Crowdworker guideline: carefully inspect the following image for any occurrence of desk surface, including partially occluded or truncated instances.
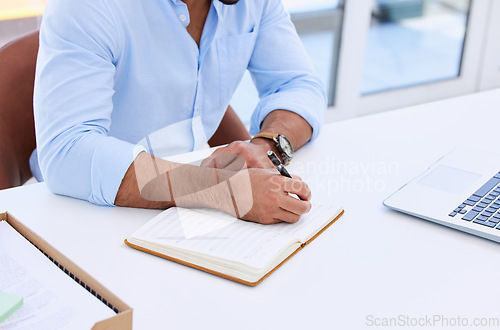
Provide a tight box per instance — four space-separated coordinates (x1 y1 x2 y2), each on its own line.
2 89 500 329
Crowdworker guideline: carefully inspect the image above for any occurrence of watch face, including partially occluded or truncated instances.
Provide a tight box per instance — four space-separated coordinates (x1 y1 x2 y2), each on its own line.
278 135 294 158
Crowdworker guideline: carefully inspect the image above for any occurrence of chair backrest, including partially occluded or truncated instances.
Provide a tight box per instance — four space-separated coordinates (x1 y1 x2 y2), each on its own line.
0 31 39 189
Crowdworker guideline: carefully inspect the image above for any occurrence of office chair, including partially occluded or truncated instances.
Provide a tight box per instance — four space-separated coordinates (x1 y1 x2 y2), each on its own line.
0 31 39 190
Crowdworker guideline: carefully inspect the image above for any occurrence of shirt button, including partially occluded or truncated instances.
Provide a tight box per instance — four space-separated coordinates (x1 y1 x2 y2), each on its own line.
179 14 187 22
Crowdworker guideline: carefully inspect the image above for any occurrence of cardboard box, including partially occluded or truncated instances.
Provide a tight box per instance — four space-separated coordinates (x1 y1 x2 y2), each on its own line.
0 212 133 329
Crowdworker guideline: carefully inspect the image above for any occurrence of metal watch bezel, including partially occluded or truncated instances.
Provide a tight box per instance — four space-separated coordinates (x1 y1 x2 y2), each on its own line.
275 135 294 165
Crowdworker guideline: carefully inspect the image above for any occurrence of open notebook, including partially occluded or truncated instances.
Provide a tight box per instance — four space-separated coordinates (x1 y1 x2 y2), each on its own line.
125 202 343 286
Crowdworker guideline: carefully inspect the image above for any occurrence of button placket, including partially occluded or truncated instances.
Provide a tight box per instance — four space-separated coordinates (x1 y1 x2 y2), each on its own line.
191 66 206 150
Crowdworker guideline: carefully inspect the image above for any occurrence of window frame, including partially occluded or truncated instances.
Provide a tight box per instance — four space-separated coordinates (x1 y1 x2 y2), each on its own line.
327 0 490 122
477 0 500 91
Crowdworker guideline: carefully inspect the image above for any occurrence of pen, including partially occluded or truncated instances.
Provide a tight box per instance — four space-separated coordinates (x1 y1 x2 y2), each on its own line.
267 150 292 178
267 151 304 200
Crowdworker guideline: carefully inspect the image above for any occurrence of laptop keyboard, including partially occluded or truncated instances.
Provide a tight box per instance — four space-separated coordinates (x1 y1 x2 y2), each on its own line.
449 171 500 229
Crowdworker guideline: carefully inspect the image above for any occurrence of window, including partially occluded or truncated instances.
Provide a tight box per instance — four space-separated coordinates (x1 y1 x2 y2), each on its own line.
234 0 500 124
231 0 345 124
362 0 470 95
478 0 500 90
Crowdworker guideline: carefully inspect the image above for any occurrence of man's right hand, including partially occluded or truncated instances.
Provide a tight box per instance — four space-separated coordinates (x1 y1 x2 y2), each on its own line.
231 168 312 225
117 152 312 225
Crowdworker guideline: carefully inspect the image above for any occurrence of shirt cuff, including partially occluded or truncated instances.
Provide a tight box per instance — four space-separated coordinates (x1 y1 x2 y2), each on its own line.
89 136 146 206
249 89 326 142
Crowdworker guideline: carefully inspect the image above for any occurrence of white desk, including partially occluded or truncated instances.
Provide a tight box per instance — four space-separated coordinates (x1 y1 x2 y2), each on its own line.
2 89 500 329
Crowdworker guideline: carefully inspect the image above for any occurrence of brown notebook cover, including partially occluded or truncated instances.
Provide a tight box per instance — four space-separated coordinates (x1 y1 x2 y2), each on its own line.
125 209 344 286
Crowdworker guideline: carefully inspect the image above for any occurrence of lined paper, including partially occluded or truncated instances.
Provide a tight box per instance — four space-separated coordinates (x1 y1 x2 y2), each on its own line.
130 202 341 269
0 221 115 329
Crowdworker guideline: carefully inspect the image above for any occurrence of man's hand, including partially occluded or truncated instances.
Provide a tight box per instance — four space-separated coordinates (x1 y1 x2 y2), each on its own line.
235 168 312 224
116 152 312 225
201 140 274 170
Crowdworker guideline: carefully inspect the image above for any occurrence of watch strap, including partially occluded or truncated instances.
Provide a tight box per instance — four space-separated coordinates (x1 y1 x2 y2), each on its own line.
251 132 293 165
250 132 279 141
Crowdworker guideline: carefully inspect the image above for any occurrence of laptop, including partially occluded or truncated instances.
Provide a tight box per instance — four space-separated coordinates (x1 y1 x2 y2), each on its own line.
383 148 500 243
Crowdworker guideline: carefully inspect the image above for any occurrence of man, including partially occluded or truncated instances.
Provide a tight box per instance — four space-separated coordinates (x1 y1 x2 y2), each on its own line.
33 0 326 224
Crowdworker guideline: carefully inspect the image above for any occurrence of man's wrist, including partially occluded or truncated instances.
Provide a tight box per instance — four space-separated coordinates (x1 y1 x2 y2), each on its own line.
250 137 282 162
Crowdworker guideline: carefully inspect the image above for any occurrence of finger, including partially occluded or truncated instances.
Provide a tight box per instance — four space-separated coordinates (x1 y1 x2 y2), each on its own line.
200 145 233 164
221 154 248 171
215 154 238 169
232 146 271 169
242 213 281 225
263 157 276 169
261 218 282 225
200 146 226 167
274 208 302 224
279 195 312 215
291 174 302 181
200 156 215 168
220 151 270 170
204 153 240 169
214 142 274 169
211 144 246 169
282 178 312 201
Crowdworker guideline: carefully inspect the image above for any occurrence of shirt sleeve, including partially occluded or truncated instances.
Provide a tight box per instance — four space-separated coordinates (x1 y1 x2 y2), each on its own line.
248 0 327 141
34 0 142 206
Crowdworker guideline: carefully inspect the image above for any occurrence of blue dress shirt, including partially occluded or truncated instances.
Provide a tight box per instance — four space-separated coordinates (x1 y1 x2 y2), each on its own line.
33 0 326 206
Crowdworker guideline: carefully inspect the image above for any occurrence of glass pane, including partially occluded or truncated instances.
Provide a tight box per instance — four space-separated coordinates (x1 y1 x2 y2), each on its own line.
0 0 46 46
232 0 344 124
362 0 470 95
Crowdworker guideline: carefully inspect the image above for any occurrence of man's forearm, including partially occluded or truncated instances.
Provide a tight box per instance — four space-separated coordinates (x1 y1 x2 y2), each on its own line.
114 151 313 225
204 109 314 170
114 154 173 209
250 109 313 154
115 152 238 212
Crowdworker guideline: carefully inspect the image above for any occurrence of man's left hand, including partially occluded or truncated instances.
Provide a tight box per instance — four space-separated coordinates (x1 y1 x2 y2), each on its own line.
201 140 275 170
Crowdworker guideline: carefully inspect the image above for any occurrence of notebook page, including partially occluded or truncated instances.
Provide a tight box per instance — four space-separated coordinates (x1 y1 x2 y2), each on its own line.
265 202 343 241
130 208 298 269
0 221 115 329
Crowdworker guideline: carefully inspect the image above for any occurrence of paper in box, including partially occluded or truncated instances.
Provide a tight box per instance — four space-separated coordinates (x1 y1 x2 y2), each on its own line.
0 212 133 329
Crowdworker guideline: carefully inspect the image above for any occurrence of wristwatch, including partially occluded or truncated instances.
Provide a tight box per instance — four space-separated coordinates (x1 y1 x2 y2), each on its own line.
251 132 294 166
